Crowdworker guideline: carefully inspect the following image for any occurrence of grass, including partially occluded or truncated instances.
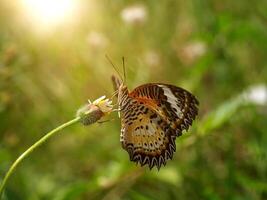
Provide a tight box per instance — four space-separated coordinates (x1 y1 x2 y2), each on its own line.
0 0 267 199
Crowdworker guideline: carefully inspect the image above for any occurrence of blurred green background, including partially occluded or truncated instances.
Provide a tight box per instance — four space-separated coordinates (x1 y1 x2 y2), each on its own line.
1 0 267 199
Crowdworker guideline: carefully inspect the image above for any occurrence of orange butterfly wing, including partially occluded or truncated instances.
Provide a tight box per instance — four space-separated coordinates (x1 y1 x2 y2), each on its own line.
120 100 176 170
130 83 199 135
120 83 199 169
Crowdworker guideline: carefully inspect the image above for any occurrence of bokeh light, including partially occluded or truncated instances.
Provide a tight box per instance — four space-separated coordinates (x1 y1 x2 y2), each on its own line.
21 0 80 30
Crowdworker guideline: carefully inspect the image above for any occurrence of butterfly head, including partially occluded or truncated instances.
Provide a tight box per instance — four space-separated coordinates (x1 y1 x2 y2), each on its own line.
111 75 129 111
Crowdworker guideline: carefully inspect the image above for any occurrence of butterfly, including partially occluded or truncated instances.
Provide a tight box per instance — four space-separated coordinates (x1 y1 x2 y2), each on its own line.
112 75 199 170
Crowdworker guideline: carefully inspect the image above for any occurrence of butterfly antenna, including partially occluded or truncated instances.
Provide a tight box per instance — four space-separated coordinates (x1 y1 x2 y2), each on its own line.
122 57 126 83
105 54 123 81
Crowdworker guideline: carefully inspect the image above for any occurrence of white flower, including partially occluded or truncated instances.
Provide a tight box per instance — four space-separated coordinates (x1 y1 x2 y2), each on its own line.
121 5 147 25
176 41 207 65
87 31 108 50
76 96 113 126
144 51 160 67
92 96 113 113
243 85 267 105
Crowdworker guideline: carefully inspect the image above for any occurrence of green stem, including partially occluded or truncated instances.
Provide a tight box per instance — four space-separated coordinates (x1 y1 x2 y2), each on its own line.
0 117 81 198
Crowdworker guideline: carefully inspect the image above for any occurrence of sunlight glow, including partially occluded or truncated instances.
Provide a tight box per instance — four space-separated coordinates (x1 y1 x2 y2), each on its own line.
22 0 79 29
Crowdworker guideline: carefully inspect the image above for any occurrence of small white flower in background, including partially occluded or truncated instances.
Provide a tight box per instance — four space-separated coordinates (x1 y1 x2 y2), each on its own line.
121 5 147 25
244 85 267 105
176 41 207 65
87 31 108 50
144 51 161 67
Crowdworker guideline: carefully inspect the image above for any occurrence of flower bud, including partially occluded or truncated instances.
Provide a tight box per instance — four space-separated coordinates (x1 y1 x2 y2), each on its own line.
76 96 113 126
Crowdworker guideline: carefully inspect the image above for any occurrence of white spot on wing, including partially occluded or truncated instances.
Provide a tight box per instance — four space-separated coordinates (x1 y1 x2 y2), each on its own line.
158 85 183 118
147 123 155 135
